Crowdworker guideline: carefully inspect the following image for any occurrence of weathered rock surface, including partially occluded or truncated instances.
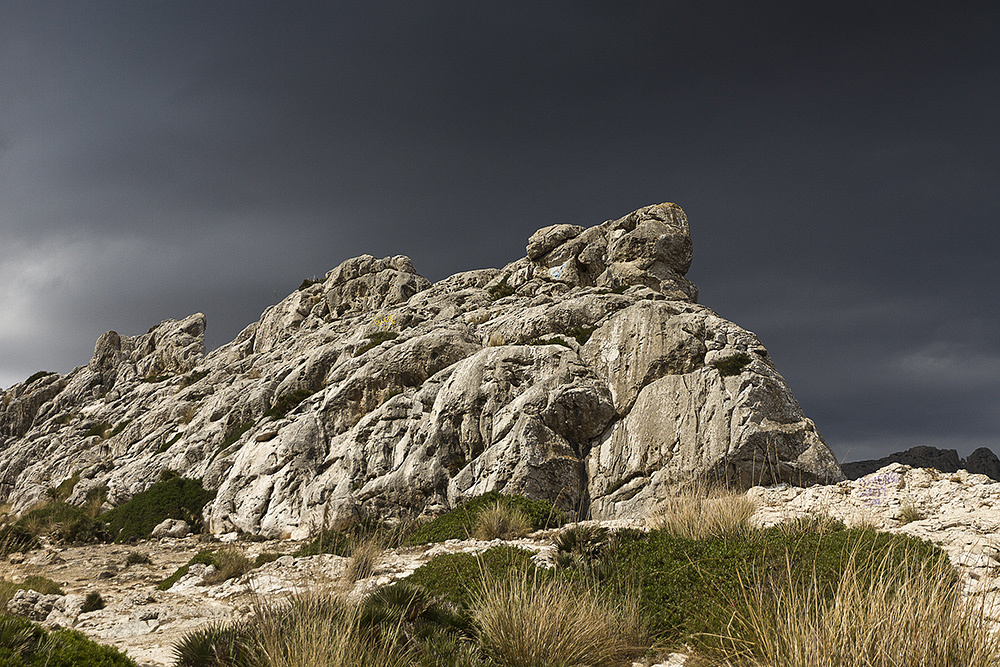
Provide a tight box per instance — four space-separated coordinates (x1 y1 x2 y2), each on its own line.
841 445 1000 482
0 202 844 535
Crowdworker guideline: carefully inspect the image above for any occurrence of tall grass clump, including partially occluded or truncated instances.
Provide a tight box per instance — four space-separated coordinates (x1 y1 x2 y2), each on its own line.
471 566 646 667
473 501 531 540
253 591 415 667
692 537 1000 666
646 477 757 541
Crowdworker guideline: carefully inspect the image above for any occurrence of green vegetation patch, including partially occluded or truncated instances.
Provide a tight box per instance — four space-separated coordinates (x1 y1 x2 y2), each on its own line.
101 474 215 543
565 324 597 344
24 371 55 385
13 502 110 545
0 614 138 667
407 492 566 545
712 352 752 377
180 369 210 388
487 277 516 300
529 337 572 349
264 388 316 419
357 331 399 355
0 526 40 555
298 277 320 291
602 524 955 648
405 545 540 608
46 472 81 502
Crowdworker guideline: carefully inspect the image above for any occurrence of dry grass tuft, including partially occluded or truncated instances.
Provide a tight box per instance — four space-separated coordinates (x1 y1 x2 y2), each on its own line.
473 500 531 540
693 538 1000 667
202 547 253 585
647 478 758 541
253 589 414 667
344 536 383 583
471 567 646 667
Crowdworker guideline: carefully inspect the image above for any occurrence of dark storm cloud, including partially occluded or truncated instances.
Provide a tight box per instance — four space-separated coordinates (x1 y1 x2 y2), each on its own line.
1 1 998 464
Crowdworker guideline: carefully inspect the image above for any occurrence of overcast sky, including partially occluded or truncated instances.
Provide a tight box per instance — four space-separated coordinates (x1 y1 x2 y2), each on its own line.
1 1 997 465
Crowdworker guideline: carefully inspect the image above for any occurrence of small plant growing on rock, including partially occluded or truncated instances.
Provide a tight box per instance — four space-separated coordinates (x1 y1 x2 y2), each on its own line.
488 277 516 300
81 591 105 613
125 551 152 566
898 500 926 525
711 352 753 377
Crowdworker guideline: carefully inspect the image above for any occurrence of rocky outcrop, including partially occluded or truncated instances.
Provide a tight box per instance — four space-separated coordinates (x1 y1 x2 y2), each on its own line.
841 445 1000 482
0 202 844 536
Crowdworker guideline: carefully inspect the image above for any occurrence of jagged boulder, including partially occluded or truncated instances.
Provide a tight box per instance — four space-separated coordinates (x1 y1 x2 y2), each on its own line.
0 202 845 534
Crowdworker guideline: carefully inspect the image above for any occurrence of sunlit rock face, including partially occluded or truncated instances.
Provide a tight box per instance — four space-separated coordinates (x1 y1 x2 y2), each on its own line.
0 202 844 535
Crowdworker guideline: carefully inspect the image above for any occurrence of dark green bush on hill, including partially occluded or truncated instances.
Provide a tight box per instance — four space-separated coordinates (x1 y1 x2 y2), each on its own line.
406 492 565 545
0 614 137 667
405 545 540 608
101 474 215 543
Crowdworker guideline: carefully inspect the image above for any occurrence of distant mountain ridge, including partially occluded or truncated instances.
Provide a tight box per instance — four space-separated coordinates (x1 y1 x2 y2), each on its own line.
841 445 1000 482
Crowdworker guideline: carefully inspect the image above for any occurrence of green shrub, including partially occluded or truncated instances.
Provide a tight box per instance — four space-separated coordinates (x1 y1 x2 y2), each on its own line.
13 502 110 545
156 432 183 454
172 621 260 667
46 473 81 502
294 516 415 558
263 388 315 419
81 591 105 613
0 616 138 666
0 525 40 555
405 545 540 608
158 549 251 590
24 371 55 385
101 475 215 543
712 352 752 377
125 552 152 566
407 492 565 545
218 420 255 453
600 524 957 648
1 576 65 610
487 277 516 300
357 331 399 355
297 277 320 291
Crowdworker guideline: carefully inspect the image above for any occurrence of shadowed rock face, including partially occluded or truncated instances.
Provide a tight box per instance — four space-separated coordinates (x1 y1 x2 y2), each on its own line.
0 203 844 535
841 445 1000 482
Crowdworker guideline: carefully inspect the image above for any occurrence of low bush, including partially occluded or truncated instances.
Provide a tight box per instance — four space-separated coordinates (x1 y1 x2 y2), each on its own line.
101 474 215 543
487 278 515 300
12 502 110 546
263 388 315 419
46 472 80 502
0 525 39 555
172 620 260 667
357 331 399 355
81 591 105 613
125 552 152 566
405 545 539 608
712 351 753 376
159 548 255 590
0 614 137 666
407 492 565 545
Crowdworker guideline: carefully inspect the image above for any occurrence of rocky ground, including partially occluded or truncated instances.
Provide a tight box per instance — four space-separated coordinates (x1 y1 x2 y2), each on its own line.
5 463 1000 667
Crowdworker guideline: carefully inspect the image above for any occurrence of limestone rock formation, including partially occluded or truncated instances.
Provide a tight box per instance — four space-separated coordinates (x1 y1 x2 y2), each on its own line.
0 202 844 536
841 445 1000 482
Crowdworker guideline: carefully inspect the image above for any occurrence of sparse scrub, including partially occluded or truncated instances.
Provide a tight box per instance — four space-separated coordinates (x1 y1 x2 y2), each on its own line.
125 551 152 566
1 576 65 610
344 536 383 582
46 472 80 502
82 421 113 439
564 324 597 344
10 501 110 545
202 548 253 585
357 330 399 355
487 277 515 300
712 352 753 376
899 499 926 524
